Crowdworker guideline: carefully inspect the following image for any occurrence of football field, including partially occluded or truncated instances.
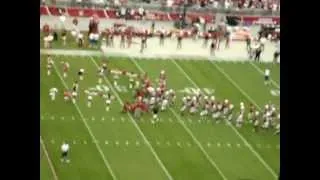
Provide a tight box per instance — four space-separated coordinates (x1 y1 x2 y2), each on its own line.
40 52 280 180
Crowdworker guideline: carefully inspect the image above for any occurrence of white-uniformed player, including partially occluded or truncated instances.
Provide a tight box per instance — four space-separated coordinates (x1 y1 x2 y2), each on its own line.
87 95 93 108
71 91 77 104
264 68 270 85
49 87 58 101
98 68 104 84
273 40 280 64
78 68 85 80
47 55 53 76
104 93 112 111
274 114 280 135
253 111 260 132
161 98 169 111
129 77 134 89
236 111 244 128
60 142 70 163
62 61 70 78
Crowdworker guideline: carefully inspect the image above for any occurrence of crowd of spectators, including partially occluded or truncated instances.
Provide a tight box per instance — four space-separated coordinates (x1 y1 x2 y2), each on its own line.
42 0 280 12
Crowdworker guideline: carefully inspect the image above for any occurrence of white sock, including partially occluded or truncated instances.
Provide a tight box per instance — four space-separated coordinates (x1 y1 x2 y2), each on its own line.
51 96 55 101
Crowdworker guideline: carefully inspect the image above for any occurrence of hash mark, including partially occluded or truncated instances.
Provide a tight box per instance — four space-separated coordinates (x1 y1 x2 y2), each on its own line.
217 142 221 147
227 143 231 147
61 116 64 120
91 117 95 121
105 141 108 145
101 117 105 121
125 141 129 146
207 142 211 147
115 141 119 146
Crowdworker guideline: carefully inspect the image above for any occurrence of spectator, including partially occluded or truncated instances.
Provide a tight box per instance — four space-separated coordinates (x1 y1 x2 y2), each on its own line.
225 0 231 9
213 0 219 8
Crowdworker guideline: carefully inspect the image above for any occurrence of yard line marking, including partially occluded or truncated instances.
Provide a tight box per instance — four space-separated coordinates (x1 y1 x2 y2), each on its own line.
40 136 59 180
177 141 181 147
257 144 262 148
89 56 173 180
249 62 280 88
174 57 277 178
125 140 129 146
131 57 228 180
52 59 118 180
207 142 211 147
227 143 231 148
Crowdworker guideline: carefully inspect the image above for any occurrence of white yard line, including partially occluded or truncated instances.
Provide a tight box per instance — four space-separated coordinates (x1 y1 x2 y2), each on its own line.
205 59 278 178
249 62 280 89
129 57 228 180
40 136 59 180
51 57 118 180
88 56 174 180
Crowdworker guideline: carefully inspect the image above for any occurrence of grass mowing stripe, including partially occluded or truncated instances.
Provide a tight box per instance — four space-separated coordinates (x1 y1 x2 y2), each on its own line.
51 57 118 180
207 60 278 179
89 56 174 180
129 57 228 180
249 62 280 88
40 136 59 180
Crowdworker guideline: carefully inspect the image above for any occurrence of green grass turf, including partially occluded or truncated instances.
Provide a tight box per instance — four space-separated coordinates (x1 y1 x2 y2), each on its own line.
40 145 55 180
40 55 280 180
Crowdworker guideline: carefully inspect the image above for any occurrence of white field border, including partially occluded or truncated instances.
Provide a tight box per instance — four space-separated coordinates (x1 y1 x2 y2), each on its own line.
88 56 174 180
51 56 118 180
40 49 275 63
40 136 59 180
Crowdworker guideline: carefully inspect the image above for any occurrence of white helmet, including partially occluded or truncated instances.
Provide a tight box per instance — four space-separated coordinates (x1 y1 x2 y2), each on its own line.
80 68 85 73
192 96 197 101
229 104 234 109
161 70 165 74
255 111 260 116
204 96 208 100
224 99 229 104
211 96 215 101
265 104 269 109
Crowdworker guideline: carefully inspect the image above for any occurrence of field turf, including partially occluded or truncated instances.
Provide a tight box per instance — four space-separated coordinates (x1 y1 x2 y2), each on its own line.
40 53 280 180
